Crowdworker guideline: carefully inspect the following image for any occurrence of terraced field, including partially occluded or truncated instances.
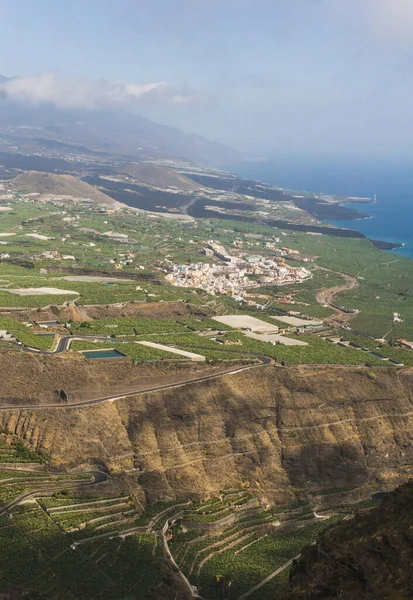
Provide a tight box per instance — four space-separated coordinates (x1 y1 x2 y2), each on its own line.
166 492 341 599
0 503 165 599
0 434 345 600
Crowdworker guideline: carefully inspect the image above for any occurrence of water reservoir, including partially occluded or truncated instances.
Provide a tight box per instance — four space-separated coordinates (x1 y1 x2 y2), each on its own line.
81 349 127 359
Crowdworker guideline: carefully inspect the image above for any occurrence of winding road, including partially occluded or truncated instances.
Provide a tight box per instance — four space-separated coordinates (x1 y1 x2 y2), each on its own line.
0 470 109 516
315 267 359 326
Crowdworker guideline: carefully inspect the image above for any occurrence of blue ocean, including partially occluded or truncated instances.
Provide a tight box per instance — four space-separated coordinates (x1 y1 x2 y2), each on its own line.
233 156 413 259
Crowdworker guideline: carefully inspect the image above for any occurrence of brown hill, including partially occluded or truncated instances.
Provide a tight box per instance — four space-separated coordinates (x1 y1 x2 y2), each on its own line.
286 480 413 600
12 171 122 207
117 161 204 191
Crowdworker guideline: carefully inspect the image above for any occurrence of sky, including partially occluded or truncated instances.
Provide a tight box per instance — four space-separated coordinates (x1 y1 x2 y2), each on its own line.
2 0 413 157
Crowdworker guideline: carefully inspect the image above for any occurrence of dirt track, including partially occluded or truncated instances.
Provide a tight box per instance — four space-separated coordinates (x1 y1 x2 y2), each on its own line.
316 267 359 326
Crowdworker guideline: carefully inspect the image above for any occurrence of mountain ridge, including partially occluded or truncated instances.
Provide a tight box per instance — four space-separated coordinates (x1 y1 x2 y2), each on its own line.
0 77 242 167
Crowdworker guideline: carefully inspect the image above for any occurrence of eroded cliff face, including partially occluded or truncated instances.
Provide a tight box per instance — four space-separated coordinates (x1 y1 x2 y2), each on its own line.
2 366 413 508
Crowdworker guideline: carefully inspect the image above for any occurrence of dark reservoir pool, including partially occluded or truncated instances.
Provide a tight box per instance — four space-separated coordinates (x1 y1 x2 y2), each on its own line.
35 333 56 337
81 349 127 359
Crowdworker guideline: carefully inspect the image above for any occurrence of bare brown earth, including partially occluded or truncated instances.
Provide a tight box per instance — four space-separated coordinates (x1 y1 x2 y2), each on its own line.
0 351 239 405
2 300 208 322
117 161 204 191
1 364 413 509
12 171 122 207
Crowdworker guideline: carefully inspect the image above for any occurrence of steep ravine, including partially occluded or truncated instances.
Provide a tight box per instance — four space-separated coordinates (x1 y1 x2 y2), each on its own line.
1 366 413 508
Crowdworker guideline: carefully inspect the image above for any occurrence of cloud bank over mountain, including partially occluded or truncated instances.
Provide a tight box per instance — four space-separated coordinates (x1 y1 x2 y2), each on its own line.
0 73 203 110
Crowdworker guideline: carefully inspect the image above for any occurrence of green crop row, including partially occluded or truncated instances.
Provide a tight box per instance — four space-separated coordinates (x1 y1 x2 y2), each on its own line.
70 316 188 335
0 316 55 349
338 330 413 366
71 340 181 361
0 502 166 599
196 519 340 599
0 440 48 463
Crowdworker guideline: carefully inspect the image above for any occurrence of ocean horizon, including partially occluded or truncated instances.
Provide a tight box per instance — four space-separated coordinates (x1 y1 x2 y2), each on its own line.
232 156 413 259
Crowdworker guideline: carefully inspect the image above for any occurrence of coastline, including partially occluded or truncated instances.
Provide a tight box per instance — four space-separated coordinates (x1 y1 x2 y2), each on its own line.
371 239 404 251
231 160 413 260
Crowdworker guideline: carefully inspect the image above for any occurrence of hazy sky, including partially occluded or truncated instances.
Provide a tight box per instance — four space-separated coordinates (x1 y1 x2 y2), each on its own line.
2 0 413 156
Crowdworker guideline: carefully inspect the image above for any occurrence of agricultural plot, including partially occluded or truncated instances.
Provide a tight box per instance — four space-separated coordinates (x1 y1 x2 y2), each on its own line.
0 503 165 599
70 316 188 336
257 268 343 320
166 492 342 600
0 280 147 307
140 332 254 361
0 316 55 349
337 330 413 366
0 469 91 508
72 332 254 363
147 328 384 366
219 331 385 366
0 439 47 464
71 340 184 361
44 495 138 535
0 464 362 600
177 317 232 331
193 526 323 599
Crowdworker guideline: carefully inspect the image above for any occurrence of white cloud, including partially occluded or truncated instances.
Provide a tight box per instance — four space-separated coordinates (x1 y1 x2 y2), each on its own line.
0 73 202 110
367 0 413 35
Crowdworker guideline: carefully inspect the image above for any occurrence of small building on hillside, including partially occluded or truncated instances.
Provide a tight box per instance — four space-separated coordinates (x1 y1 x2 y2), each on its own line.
398 339 413 350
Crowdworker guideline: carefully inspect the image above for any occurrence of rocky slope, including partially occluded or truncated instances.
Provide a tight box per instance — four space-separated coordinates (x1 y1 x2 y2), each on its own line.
286 480 413 600
1 365 413 509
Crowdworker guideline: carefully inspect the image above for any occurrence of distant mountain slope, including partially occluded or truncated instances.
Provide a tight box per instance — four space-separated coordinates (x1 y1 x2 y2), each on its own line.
12 171 121 207
286 481 413 600
117 161 204 191
0 96 242 167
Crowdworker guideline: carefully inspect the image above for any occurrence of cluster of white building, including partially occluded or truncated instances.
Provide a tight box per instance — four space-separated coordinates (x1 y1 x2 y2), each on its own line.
166 241 311 296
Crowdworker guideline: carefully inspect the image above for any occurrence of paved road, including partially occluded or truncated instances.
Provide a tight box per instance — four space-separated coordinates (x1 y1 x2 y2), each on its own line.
0 357 271 412
21 334 109 355
0 470 109 516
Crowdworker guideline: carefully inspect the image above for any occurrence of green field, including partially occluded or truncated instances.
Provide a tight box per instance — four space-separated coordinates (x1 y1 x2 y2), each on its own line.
0 504 165 599
2 197 413 344
0 316 55 349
